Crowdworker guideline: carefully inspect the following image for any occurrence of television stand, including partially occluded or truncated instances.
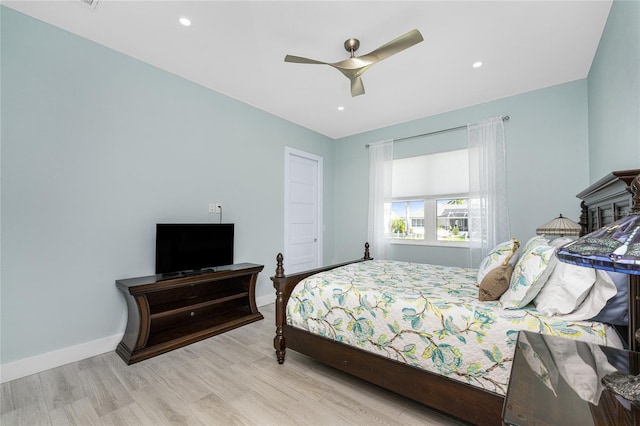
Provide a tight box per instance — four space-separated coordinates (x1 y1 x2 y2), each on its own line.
115 263 264 364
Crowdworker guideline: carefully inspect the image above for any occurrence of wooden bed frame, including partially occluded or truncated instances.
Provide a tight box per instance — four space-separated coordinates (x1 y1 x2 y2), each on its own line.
271 243 504 425
271 170 640 425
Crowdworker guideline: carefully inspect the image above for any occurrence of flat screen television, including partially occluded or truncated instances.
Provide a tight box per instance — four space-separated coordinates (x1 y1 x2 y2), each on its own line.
155 223 234 274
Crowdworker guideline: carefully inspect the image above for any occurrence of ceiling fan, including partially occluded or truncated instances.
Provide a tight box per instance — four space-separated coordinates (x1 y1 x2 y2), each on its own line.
284 29 424 97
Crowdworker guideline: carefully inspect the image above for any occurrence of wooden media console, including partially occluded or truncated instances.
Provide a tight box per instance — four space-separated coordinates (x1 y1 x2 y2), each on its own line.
116 263 264 364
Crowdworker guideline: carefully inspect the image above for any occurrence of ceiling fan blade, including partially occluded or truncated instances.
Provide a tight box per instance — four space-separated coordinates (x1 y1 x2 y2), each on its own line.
358 29 423 64
284 54 327 65
350 77 365 97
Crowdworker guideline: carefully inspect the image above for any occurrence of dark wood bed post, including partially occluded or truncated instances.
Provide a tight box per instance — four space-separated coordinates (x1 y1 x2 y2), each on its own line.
273 253 286 364
363 242 372 260
579 200 589 236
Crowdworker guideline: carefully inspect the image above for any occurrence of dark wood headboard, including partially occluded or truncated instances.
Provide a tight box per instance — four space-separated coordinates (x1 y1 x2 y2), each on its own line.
576 169 640 351
577 169 640 236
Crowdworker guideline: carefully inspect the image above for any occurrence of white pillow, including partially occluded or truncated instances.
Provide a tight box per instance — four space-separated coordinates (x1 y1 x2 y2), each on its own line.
476 238 520 284
548 236 575 248
534 261 596 316
550 270 617 321
500 243 557 309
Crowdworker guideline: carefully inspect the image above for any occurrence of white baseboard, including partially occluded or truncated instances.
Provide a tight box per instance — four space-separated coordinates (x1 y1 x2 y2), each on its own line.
0 333 123 384
1 297 275 384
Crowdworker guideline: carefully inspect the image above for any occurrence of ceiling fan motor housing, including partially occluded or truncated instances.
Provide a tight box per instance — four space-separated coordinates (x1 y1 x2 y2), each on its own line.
344 38 360 56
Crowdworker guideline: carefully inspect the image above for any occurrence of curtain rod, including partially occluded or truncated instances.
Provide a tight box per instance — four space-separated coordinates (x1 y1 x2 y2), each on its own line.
365 115 509 147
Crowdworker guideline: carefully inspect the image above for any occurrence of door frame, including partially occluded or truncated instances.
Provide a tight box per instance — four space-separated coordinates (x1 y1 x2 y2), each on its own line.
284 146 323 270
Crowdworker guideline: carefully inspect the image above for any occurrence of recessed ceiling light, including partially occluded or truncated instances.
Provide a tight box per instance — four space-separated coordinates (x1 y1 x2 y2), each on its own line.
472 61 483 68
179 17 192 27
337 106 345 111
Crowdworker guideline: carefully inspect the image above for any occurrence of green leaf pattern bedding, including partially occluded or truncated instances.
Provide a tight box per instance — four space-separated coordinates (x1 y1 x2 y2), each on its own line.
286 260 614 396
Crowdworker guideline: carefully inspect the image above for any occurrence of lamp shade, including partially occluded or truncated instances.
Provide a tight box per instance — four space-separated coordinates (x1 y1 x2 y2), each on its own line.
556 213 640 275
536 214 582 237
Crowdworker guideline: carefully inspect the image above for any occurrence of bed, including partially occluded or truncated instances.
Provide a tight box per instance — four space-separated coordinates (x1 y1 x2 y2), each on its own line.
271 171 639 425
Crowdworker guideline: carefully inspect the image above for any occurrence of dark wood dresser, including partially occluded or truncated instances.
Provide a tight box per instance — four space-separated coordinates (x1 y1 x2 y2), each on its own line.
116 263 264 364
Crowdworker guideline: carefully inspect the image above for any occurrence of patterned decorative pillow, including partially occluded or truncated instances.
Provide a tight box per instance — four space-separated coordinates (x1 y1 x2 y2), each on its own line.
522 235 549 253
500 243 557 309
476 238 520 284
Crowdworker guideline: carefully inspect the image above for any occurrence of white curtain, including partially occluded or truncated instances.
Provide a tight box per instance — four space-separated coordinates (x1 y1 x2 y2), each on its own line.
367 140 393 260
468 117 510 267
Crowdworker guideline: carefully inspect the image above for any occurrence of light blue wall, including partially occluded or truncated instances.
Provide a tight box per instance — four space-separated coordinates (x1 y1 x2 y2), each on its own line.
0 7 335 363
334 80 590 266
587 0 640 181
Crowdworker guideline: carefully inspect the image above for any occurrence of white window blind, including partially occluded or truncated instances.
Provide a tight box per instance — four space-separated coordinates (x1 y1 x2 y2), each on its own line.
392 149 469 198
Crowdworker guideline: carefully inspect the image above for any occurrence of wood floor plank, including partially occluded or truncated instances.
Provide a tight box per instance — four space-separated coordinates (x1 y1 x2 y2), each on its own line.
130 380 205 426
101 355 162 393
225 390 305 425
48 396 102 425
0 372 47 415
316 385 407 425
75 360 135 417
0 401 51 426
398 400 466 425
155 365 214 404
98 402 156 426
38 363 87 411
188 391 253 425
247 354 334 402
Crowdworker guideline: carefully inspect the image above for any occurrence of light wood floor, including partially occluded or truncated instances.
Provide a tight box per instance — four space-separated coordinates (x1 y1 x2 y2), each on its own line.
1 304 464 426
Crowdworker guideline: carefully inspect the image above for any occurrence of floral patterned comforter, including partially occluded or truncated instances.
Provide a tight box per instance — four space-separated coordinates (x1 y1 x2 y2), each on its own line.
286 260 617 396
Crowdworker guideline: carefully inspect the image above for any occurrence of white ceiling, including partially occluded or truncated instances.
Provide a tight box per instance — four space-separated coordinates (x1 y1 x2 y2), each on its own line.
3 0 613 139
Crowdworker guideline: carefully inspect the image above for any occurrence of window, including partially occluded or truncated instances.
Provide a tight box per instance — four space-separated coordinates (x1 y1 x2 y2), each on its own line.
389 200 424 239
436 198 469 242
384 149 469 245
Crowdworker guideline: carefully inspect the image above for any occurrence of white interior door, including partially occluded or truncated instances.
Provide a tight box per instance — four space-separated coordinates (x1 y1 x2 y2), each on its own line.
284 147 323 274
